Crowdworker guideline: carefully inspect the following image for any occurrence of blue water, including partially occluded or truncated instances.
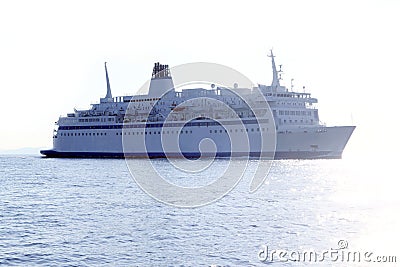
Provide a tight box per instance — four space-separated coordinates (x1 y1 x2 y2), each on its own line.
0 155 398 266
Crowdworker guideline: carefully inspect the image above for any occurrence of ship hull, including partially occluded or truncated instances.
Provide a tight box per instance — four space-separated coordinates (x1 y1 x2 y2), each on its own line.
41 125 355 160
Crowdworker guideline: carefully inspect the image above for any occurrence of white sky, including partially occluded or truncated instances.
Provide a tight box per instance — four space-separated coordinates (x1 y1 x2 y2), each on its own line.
0 0 399 156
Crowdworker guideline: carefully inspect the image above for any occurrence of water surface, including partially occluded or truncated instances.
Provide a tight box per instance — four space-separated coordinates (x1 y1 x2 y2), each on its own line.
0 155 398 266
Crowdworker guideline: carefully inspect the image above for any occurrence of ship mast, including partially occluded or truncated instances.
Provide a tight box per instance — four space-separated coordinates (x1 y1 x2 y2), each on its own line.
104 62 112 99
268 49 281 88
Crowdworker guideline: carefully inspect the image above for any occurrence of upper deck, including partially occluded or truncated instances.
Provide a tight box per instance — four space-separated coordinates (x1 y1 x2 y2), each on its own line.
59 51 321 129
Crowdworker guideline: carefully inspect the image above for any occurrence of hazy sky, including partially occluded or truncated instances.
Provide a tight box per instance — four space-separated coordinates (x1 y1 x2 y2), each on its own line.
0 0 399 155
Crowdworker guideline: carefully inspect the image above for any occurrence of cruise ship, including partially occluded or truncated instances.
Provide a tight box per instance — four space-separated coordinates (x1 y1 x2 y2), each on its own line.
40 52 355 159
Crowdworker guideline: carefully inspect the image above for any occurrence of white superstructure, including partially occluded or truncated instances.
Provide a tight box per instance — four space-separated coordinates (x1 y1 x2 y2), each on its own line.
41 52 355 159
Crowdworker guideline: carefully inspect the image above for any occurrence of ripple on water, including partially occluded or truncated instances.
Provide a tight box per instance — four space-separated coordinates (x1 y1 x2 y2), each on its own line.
0 156 397 265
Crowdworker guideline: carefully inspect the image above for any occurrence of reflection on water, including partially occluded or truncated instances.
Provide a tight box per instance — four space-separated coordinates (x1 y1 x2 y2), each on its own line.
330 155 400 259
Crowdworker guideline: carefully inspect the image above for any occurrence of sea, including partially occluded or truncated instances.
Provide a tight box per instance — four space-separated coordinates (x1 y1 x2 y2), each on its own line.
0 154 399 266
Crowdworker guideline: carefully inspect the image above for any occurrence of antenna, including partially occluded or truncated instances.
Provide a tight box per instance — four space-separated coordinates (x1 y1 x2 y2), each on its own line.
268 49 280 88
104 62 112 99
278 64 283 82
291 78 294 92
